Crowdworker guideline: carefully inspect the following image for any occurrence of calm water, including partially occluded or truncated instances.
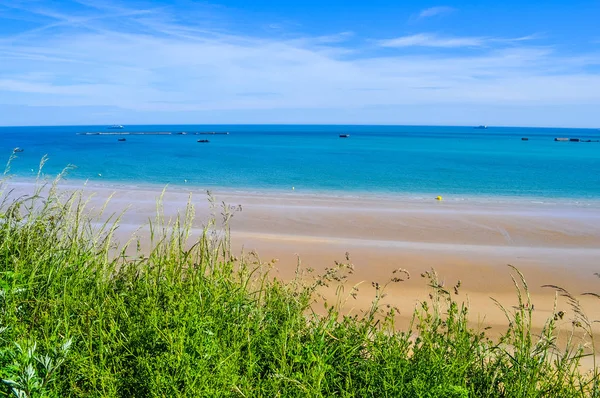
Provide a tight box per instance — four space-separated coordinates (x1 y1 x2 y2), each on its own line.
1 125 599 200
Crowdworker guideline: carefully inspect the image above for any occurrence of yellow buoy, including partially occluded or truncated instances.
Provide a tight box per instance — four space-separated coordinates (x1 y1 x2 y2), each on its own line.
436 196 443 201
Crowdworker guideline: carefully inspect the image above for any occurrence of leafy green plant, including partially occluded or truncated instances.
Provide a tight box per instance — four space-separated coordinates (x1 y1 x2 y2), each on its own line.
2 338 72 398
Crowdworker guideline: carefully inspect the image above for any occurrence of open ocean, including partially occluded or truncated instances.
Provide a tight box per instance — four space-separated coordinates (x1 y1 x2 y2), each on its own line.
1 125 599 202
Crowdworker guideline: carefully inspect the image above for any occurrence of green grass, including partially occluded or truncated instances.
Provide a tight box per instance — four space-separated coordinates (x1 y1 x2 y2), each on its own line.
0 170 598 397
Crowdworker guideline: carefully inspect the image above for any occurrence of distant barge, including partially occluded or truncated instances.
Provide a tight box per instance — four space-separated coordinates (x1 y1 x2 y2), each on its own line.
555 137 599 142
78 131 230 136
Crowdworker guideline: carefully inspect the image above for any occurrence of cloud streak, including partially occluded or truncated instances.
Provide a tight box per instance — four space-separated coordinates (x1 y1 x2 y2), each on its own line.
378 34 484 48
377 33 542 48
418 6 454 19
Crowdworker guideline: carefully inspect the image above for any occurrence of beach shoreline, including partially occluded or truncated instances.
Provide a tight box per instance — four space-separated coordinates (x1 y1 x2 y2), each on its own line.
8 176 600 208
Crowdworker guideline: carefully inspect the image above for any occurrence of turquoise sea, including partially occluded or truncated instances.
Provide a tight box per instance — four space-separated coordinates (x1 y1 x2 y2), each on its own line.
1 125 599 201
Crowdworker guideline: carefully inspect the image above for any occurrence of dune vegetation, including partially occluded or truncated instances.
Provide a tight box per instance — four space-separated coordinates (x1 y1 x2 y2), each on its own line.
0 165 598 397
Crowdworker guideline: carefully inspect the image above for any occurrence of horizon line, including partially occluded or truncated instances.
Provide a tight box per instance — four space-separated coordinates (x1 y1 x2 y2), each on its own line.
1 123 599 130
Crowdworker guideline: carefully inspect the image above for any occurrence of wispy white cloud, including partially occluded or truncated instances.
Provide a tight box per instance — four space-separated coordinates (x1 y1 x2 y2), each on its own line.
418 6 455 19
377 33 542 48
313 31 354 44
378 33 484 48
0 0 599 126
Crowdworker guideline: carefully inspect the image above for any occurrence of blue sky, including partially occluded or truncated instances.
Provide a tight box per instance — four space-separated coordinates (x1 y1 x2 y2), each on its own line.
1 0 600 127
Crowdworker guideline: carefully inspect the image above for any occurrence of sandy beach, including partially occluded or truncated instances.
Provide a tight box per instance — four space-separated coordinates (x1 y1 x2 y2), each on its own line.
4 180 600 343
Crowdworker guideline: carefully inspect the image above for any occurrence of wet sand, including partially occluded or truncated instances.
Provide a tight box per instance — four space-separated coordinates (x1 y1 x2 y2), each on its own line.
4 181 600 344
